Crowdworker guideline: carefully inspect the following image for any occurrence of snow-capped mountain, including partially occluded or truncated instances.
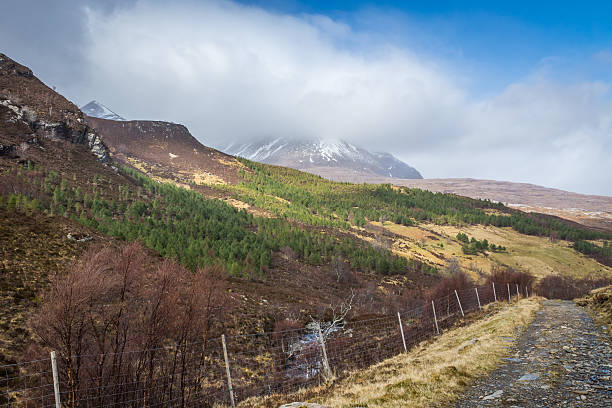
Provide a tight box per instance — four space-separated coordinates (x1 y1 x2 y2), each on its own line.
80 100 125 121
222 137 422 179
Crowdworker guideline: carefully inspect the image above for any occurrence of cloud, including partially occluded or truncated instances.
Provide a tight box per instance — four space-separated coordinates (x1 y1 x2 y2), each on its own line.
2 0 611 195
80 0 466 148
0 0 135 92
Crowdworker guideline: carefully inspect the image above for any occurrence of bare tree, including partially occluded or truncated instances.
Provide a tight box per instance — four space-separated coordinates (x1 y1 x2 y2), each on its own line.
331 256 357 284
310 291 355 341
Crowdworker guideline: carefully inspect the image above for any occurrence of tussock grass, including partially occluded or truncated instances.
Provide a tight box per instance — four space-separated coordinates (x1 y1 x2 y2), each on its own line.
318 298 540 407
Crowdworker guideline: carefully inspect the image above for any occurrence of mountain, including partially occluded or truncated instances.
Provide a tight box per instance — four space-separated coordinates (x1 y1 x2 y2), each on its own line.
222 137 423 180
85 117 245 185
81 100 125 121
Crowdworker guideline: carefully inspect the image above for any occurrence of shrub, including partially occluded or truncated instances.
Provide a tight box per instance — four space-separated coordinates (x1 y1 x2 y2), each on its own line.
486 266 535 290
536 275 612 300
425 269 474 304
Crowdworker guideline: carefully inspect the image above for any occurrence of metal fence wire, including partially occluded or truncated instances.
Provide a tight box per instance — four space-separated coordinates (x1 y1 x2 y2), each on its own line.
1 282 527 407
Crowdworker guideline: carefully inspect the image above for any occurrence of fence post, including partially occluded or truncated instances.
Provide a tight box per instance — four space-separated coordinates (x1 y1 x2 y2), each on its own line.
431 300 440 335
454 290 465 317
516 284 520 299
317 325 332 379
397 312 407 352
50 351 61 408
221 335 236 408
492 282 497 302
475 287 482 310
507 283 511 301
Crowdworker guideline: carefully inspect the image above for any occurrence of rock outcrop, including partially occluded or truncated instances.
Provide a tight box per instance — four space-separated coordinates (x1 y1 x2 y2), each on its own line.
0 54 111 163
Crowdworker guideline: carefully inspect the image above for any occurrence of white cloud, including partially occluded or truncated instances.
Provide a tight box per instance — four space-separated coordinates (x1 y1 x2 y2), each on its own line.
74 0 612 195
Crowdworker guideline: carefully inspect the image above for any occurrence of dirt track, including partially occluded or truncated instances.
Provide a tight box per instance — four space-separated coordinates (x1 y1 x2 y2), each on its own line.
456 299 612 407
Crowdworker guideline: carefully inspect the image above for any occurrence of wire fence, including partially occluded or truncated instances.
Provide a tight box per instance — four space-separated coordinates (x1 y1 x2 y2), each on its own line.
1 282 529 407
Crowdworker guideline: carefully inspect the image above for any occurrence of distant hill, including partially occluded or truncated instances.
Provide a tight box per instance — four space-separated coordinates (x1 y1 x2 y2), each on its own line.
222 137 423 180
397 178 612 232
323 173 612 232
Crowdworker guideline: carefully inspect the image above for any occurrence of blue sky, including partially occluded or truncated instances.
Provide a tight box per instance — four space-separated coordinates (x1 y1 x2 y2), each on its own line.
1 0 611 195
240 0 612 94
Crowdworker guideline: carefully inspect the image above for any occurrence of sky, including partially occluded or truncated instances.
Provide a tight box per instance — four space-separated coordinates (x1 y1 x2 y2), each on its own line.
1 0 612 195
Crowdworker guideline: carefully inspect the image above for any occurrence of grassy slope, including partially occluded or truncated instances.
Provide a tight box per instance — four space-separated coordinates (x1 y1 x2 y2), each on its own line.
377 221 612 281
205 160 612 282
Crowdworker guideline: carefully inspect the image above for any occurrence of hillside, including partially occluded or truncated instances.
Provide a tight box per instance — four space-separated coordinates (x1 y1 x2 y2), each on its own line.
1 52 612 403
222 137 423 179
85 116 245 185
319 173 612 232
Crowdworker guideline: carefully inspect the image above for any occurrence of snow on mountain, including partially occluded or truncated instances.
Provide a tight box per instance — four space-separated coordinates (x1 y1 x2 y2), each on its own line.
80 100 125 121
221 137 422 179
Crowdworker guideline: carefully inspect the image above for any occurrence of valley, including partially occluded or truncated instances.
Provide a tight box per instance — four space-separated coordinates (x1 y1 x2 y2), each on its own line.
1 52 612 407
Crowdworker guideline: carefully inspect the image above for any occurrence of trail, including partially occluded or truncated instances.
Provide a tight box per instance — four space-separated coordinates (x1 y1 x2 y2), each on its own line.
456 299 611 407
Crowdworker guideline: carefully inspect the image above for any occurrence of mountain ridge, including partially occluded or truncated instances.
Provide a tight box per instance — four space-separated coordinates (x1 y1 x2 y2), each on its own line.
84 116 246 185
221 137 423 180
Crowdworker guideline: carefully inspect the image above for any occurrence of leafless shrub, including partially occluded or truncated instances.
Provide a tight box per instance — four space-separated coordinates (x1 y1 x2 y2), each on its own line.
536 275 612 300
311 291 355 341
444 257 462 276
425 269 473 304
486 266 535 290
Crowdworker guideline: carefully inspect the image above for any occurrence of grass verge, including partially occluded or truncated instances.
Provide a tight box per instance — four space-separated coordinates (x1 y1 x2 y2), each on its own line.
240 297 541 408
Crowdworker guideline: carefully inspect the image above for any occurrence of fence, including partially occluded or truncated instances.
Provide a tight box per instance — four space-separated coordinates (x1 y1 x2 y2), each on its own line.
1 282 528 407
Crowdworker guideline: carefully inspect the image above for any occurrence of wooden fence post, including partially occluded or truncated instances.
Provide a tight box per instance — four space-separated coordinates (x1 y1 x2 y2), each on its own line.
397 312 407 352
317 325 332 379
516 284 520 299
221 335 236 408
475 287 482 310
454 290 464 317
432 300 440 335
492 282 497 302
50 351 61 408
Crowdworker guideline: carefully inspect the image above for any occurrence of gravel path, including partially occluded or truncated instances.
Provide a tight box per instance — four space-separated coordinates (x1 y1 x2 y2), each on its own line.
456 299 611 408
